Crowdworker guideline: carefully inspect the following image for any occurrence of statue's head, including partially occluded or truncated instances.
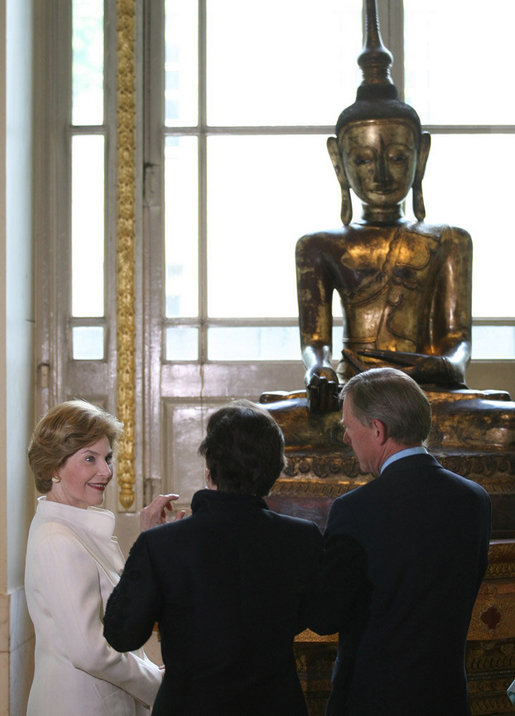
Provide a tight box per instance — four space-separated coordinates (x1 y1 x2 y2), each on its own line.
328 0 430 224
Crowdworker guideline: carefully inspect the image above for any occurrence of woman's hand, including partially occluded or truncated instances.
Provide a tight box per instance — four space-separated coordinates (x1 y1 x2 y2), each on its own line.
140 493 186 531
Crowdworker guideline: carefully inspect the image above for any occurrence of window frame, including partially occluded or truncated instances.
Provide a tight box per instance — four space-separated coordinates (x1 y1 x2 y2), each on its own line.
155 0 515 365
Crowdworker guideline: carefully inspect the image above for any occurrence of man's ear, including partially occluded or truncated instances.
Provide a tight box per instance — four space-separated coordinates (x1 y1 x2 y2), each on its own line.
371 418 388 445
327 136 352 225
205 467 217 490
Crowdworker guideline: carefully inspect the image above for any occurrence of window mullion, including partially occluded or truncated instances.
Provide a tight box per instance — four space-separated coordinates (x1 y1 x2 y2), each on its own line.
198 0 207 362
386 0 404 99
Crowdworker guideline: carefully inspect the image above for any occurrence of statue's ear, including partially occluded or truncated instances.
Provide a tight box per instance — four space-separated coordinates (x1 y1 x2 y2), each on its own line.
327 136 352 225
415 131 431 184
412 131 431 221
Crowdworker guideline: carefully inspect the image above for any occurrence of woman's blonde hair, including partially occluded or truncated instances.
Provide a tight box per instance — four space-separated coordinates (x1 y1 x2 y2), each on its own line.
28 400 123 493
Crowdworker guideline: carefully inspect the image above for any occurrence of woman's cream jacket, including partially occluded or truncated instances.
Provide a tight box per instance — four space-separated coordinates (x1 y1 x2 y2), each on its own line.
25 497 161 715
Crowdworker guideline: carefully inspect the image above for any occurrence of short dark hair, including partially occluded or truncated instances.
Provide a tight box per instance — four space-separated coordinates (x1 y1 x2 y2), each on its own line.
28 400 123 494
340 368 432 445
198 400 285 497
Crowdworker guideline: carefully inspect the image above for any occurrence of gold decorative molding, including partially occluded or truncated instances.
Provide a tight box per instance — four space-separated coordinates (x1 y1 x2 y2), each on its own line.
296 629 337 644
271 477 370 499
116 0 136 510
277 451 515 497
292 638 515 714
486 541 515 580
466 638 515 674
469 695 515 715
468 581 515 641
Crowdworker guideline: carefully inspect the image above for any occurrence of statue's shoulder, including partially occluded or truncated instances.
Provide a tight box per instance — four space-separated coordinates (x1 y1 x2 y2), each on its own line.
297 227 347 242
407 220 472 247
297 223 381 245
296 227 350 256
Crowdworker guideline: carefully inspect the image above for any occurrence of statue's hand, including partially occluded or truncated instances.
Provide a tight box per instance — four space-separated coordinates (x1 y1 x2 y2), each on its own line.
342 349 370 374
305 366 340 414
405 355 460 387
358 348 462 387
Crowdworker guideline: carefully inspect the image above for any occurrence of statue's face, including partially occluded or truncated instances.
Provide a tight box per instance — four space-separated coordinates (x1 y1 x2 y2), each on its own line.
340 119 418 209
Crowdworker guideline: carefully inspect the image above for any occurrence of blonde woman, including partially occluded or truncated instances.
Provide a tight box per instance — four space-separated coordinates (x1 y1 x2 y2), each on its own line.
25 399 180 715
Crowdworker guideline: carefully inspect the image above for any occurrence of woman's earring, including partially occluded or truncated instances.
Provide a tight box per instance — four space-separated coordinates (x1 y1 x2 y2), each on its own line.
51 475 61 483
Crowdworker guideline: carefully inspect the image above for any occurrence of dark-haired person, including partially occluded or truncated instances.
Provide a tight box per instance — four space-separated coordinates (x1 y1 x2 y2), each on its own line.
314 368 491 715
103 400 323 715
25 399 182 715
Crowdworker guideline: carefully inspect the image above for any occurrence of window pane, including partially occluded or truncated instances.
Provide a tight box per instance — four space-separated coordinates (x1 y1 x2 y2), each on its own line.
206 0 362 126
72 0 103 125
72 326 104 359
165 0 198 126
166 326 199 361
472 326 515 360
333 323 343 358
165 136 198 317
411 134 515 318
404 0 515 125
207 135 341 318
71 135 104 317
165 405 206 504
208 326 300 361
208 324 344 361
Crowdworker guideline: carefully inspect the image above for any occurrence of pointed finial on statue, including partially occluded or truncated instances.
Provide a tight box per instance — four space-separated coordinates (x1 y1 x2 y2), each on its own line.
335 0 421 135
358 0 395 89
332 0 429 222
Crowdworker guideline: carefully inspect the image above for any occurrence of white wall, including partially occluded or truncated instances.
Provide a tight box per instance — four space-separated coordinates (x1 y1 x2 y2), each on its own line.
0 0 34 713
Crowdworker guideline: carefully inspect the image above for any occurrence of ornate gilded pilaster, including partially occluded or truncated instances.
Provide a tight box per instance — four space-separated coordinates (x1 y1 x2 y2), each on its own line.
116 0 136 509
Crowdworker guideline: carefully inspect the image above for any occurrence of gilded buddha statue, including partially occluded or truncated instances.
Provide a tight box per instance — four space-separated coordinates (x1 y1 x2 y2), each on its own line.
261 0 515 467
262 6 515 706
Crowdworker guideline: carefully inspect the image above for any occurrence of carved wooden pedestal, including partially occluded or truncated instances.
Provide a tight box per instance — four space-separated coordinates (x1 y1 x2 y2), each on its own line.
467 540 515 714
267 451 515 715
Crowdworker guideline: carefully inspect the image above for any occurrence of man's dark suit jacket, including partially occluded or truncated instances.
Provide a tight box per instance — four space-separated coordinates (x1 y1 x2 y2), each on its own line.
315 452 491 716
103 489 323 715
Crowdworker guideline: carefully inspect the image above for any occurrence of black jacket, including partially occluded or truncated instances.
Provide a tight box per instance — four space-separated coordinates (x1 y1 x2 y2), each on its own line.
104 489 323 715
315 453 491 716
